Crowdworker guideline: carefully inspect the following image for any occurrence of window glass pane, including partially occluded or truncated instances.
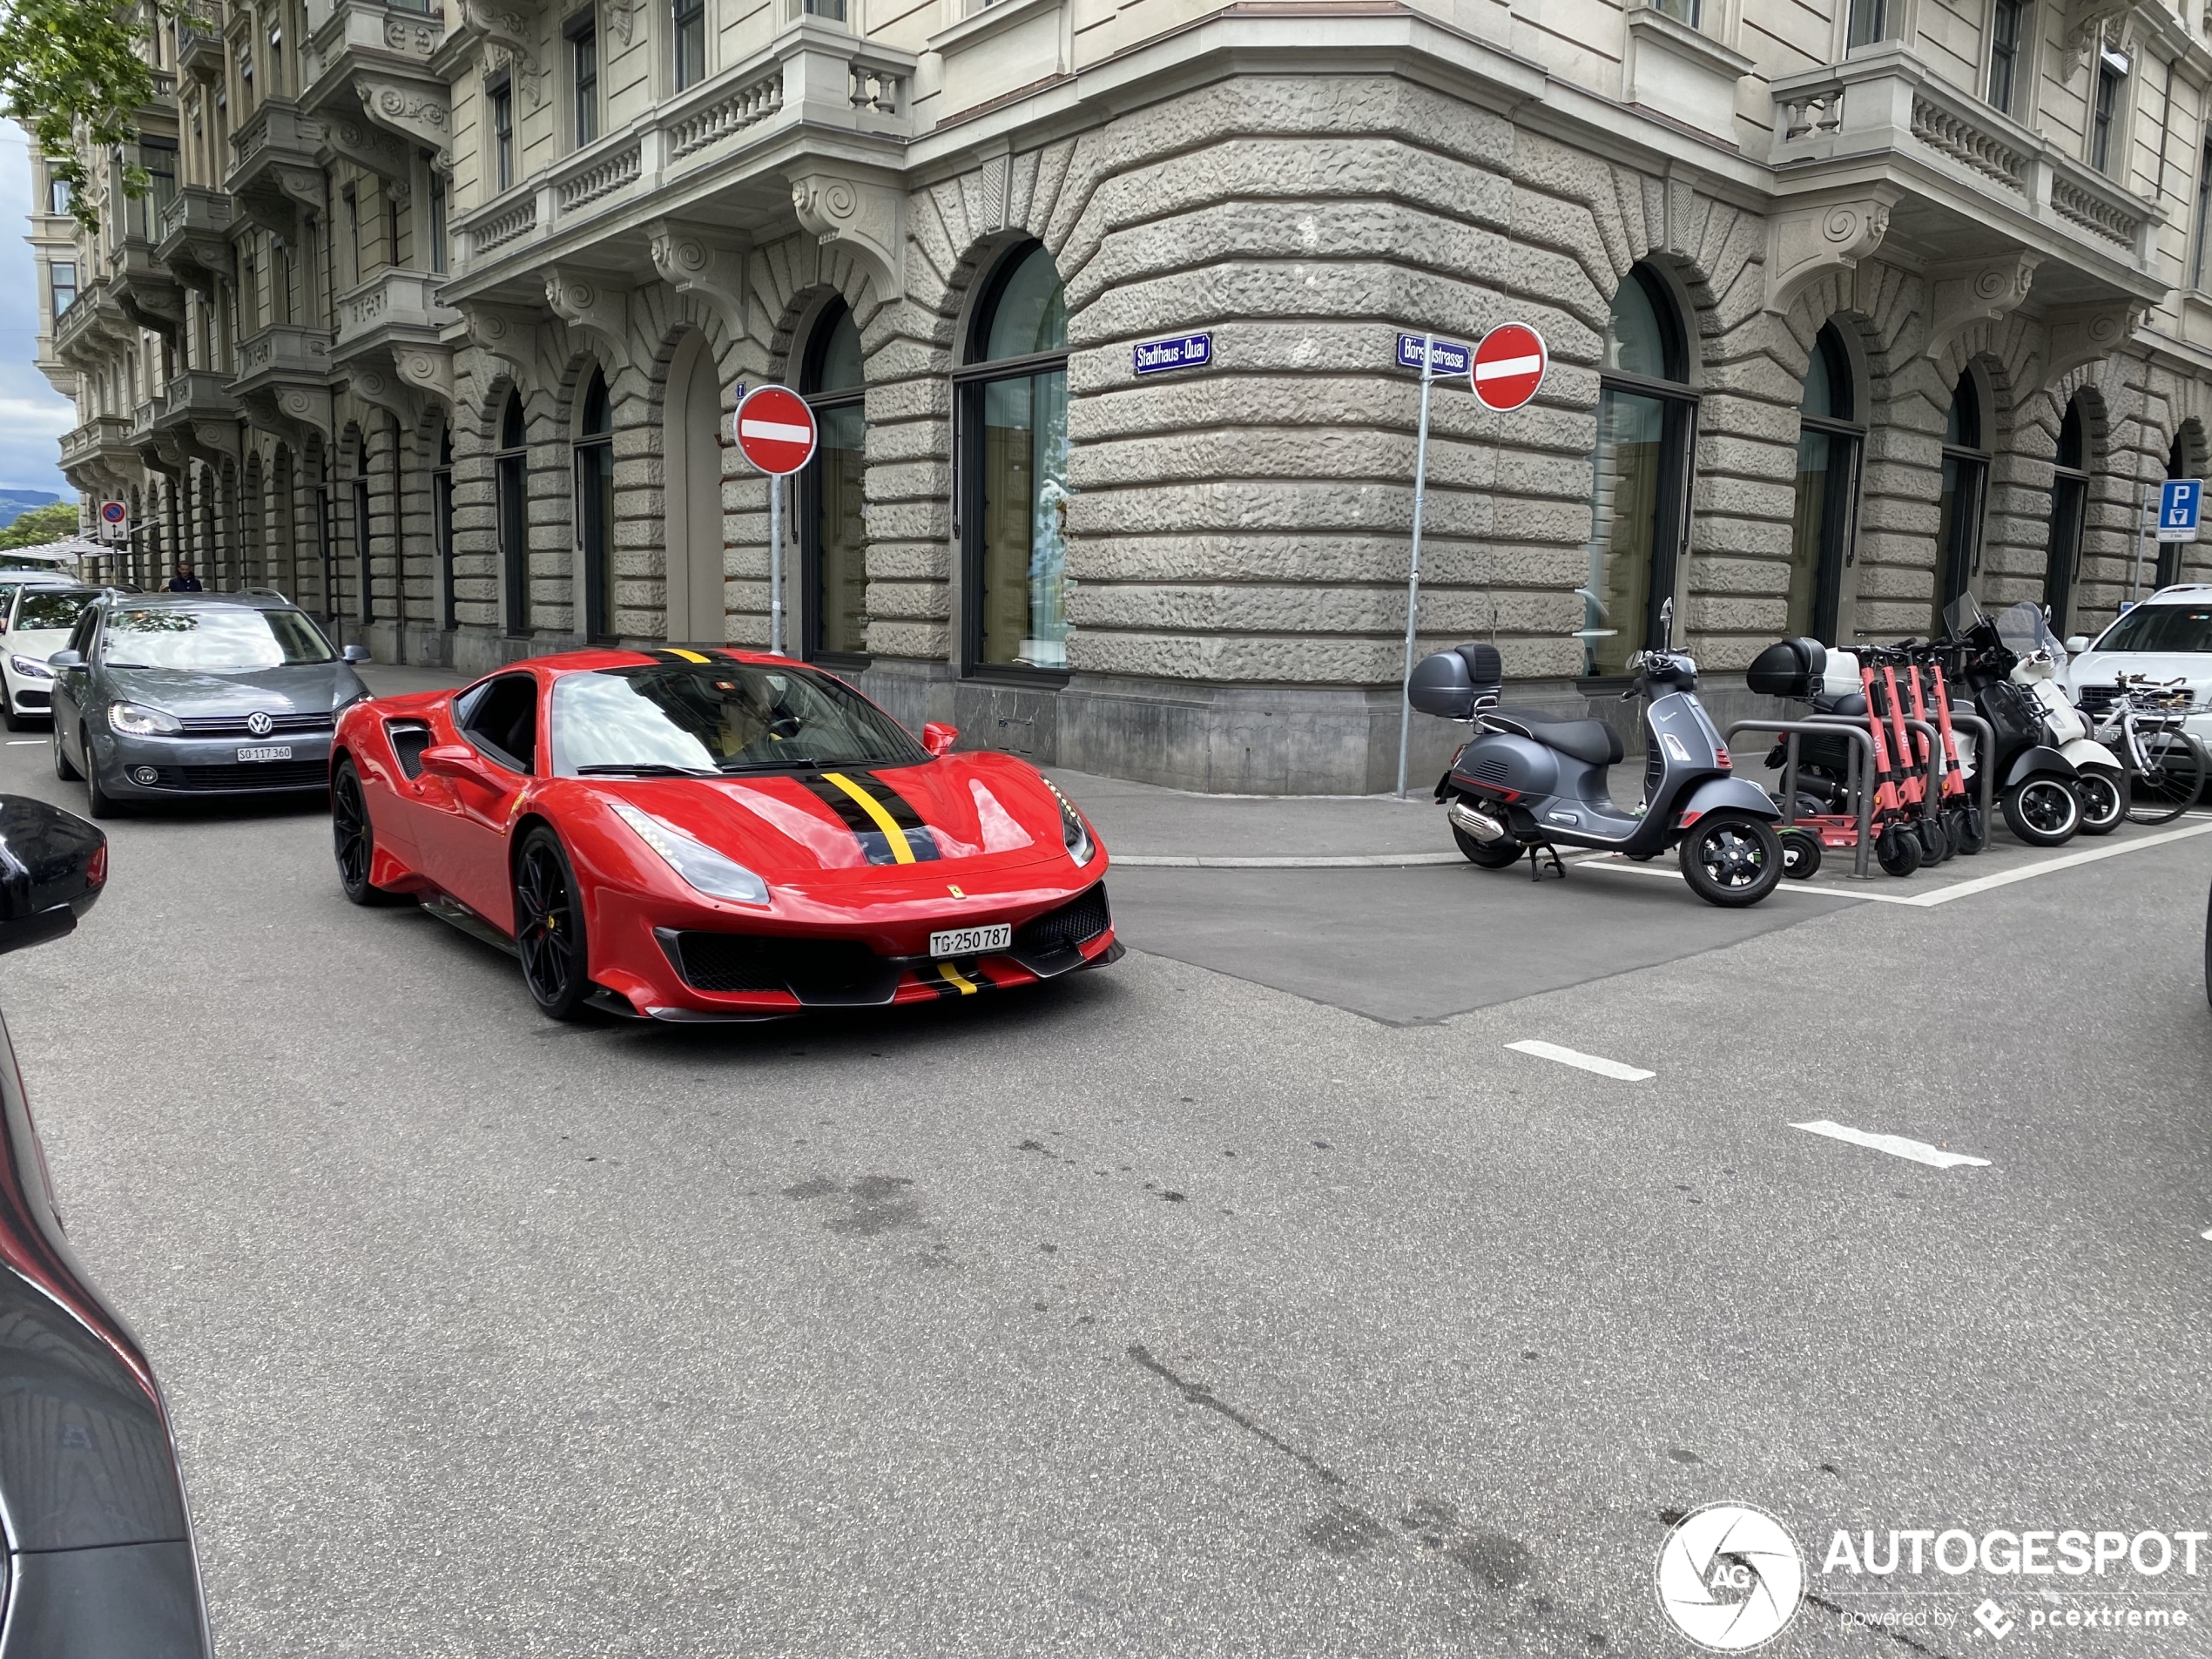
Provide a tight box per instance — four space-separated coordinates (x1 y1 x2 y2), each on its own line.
1800 337 1834 419
981 247 1067 361
2057 397 2085 471
1787 428 1854 639
582 372 610 435
502 393 526 449
1583 388 1666 678
2046 475 2085 634
1604 272 1673 381
1945 374 1979 449
583 442 614 637
813 310 864 393
1846 0 1885 46
1934 454 1986 631
574 29 597 145
977 368 1069 668
1987 0 2020 111
815 401 867 653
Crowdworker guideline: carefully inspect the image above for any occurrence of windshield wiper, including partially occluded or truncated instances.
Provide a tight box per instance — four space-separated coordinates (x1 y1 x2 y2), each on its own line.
576 762 723 777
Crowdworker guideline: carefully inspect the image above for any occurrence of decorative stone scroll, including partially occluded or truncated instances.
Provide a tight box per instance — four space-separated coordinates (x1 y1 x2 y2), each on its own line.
2042 300 2141 391
789 167 903 303
357 76 454 172
1925 252 2040 366
455 300 543 382
1764 192 1897 317
543 268 631 366
457 0 546 107
647 219 748 340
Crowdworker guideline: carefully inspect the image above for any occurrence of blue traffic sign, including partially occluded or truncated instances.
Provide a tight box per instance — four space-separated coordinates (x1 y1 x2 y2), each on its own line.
2158 478 2202 542
1397 334 1472 376
1133 333 1211 375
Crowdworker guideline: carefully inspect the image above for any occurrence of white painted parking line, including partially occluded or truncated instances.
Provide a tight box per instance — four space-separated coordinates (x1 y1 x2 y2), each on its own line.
1506 1039 1655 1081
1897 820 2212 905
1791 1118 1990 1170
1115 852 1465 867
3 740 39 746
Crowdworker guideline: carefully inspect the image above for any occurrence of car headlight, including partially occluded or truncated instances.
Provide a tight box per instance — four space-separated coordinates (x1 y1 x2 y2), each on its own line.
9 656 51 680
108 702 182 737
1042 778 1095 867
609 799 770 907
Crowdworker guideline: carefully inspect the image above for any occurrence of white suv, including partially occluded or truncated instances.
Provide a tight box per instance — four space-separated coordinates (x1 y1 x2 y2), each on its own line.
2066 585 2212 749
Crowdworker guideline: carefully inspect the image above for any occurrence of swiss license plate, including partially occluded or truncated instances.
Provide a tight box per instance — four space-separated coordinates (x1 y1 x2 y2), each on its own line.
930 923 1010 959
235 745 293 763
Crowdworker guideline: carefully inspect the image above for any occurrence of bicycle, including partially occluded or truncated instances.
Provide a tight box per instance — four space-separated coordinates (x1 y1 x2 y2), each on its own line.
2087 677 2208 826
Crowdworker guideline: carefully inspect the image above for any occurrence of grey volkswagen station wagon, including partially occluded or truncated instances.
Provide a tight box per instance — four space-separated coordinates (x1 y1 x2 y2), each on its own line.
46 592 370 817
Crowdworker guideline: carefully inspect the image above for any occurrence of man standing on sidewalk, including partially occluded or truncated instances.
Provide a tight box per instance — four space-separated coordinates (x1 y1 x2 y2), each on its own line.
165 563 204 593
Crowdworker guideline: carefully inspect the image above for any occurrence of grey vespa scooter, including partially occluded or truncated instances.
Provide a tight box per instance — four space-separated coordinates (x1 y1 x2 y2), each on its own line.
1410 605 1786 907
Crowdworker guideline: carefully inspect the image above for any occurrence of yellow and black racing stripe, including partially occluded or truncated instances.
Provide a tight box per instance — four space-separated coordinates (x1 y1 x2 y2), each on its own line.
925 961 988 999
802 770 943 866
651 647 717 664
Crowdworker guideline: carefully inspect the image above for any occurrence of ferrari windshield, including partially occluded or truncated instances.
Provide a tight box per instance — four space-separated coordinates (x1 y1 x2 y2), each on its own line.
103 606 337 669
2093 604 2212 654
550 661 927 775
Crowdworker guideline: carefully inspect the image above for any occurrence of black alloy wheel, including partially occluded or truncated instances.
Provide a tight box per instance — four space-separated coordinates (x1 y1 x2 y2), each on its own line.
80 728 119 819
2074 769 2125 837
50 719 78 781
1678 812 1783 907
1452 824 1525 868
2002 778 2080 847
515 826 591 1021
1779 830 1822 880
333 760 405 907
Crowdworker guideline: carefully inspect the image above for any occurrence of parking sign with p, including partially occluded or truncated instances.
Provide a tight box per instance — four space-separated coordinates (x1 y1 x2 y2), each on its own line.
2157 478 2202 543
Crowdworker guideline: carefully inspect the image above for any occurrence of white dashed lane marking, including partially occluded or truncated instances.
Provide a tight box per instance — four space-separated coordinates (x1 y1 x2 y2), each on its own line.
1791 1118 1991 1170
1505 1040 1656 1082
4 740 40 746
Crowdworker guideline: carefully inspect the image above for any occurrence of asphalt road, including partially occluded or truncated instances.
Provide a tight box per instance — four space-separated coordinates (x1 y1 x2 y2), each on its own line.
3 731 2209 1658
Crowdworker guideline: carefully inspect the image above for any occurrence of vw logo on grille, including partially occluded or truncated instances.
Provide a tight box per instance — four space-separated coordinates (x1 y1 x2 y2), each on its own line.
245 711 274 737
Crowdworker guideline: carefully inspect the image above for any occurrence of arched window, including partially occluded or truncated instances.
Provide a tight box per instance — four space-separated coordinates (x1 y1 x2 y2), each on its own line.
801 300 867 659
1788 323 1864 643
575 369 615 642
433 424 455 631
663 333 722 644
496 390 529 636
1934 370 1989 632
958 243 1070 671
352 433 372 625
1583 264 1696 677
2047 397 2090 633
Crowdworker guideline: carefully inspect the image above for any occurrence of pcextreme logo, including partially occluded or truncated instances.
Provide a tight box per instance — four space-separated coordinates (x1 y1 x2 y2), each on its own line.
1656 1503 1808 1651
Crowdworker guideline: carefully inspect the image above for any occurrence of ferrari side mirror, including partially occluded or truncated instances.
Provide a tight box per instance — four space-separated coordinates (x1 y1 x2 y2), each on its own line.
419 744 498 789
921 722 958 758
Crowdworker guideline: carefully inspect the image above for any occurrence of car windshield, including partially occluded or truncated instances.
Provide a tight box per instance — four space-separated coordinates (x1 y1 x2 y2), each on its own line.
550 662 926 775
103 606 337 670
2093 604 2212 654
16 590 97 633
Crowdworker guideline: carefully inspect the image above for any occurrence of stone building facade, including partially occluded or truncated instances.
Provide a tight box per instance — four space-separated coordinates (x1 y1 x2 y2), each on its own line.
28 0 2212 792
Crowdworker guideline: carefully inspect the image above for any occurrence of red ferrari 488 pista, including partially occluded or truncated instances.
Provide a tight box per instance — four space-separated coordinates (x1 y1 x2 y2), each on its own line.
329 648 1118 1021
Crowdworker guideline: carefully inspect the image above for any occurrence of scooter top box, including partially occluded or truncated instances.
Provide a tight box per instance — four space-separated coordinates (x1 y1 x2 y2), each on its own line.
1746 637 1826 698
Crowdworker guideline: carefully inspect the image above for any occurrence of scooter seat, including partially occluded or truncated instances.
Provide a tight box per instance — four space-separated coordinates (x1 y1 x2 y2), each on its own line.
1486 708 1625 765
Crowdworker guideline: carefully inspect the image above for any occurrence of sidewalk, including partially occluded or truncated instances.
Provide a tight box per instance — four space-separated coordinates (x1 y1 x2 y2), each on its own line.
1043 769 1447 863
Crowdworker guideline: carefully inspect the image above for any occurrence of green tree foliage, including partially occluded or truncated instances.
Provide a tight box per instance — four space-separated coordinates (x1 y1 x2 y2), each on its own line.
0 0 197 232
0 501 83 549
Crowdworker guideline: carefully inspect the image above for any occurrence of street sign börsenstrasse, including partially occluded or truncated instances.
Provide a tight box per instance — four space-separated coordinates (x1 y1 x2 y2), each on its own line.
1397 334 1472 376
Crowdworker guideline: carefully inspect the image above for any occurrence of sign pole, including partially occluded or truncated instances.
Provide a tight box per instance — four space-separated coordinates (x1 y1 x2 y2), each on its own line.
769 475 785 656
1396 331 1437 801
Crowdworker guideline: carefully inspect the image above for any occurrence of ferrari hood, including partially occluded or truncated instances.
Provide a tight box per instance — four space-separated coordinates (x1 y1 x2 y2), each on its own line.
607 752 1076 879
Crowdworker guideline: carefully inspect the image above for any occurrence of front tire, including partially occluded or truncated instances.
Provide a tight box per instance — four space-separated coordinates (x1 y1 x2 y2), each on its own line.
514 827 591 1021
1945 802 1986 856
1678 812 1783 907
2002 778 2080 846
1452 824 1525 868
81 731 121 819
51 720 78 781
1876 824 1923 877
0 702 23 733
333 760 407 906
1779 830 1822 880
2075 769 2125 837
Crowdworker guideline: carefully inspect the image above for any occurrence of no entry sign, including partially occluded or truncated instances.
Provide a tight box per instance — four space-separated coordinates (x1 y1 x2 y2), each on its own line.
1472 323 1548 413
734 384 817 475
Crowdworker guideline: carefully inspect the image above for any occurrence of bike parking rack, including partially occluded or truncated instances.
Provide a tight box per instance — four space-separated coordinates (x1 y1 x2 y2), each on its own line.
1723 718 1877 880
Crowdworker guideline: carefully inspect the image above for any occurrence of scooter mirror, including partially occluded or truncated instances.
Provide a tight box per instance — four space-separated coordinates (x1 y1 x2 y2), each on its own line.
1658 597 1675 651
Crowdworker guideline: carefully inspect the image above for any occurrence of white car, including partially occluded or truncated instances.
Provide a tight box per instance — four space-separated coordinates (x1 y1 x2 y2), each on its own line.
2065 584 2212 750
0 583 101 732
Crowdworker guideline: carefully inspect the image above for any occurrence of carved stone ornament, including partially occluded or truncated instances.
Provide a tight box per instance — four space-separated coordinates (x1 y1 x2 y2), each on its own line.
789 169 904 303
460 0 546 107
396 343 456 406
2061 0 2128 72
326 114 409 182
189 419 242 462
358 76 454 169
1925 251 2041 365
455 300 543 382
2042 300 2141 390
646 219 747 338
382 12 442 57
604 0 641 46
543 267 632 364
1765 192 1898 317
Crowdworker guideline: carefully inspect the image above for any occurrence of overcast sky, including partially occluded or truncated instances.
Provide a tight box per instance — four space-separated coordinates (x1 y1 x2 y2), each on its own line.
0 128 78 499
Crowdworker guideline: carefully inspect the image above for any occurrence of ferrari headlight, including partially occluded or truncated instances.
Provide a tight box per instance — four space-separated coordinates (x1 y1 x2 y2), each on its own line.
1043 778 1095 867
108 701 181 736
9 656 51 680
610 799 770 907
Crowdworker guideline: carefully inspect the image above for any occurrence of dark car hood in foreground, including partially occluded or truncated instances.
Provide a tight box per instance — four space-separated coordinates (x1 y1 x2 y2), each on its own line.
98 661 366 718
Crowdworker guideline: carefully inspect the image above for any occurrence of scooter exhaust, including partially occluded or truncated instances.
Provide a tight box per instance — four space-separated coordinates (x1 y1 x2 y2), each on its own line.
1447 799 1509 843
